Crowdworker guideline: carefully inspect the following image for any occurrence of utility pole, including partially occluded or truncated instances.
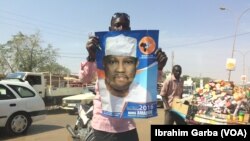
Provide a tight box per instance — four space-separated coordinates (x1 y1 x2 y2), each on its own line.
199 73 203 89
171 51 174 69
220 7 250 81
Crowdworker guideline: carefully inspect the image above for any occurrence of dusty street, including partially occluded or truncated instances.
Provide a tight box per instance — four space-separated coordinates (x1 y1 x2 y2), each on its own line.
0 108 164 141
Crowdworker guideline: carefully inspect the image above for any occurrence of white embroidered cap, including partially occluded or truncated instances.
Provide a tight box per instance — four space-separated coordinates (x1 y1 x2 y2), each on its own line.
105 34 137 57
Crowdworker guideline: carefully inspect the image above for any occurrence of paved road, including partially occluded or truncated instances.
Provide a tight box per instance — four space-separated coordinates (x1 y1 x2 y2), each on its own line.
0 108 164 141
134 108 164 140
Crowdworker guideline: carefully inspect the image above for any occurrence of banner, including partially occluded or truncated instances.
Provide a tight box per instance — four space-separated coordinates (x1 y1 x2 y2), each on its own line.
226 58 236 71
95 30 159 118
151 125 249 140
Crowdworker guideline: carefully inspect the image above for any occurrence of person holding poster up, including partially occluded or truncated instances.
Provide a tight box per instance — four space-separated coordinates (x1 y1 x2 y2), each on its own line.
79 12 168 141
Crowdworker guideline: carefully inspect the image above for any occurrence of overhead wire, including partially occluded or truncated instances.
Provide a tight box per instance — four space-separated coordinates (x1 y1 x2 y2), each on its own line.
0 9 87 35
166 32 250 49
1 8 250 58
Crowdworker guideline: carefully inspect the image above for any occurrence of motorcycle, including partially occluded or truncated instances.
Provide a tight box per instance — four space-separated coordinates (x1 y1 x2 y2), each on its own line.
66 102 94 141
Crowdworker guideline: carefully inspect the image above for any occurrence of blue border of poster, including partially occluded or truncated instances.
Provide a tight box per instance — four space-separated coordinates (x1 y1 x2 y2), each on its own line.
95 30 159 118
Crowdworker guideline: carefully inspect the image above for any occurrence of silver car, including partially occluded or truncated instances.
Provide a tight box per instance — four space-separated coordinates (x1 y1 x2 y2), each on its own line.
61 86 95 114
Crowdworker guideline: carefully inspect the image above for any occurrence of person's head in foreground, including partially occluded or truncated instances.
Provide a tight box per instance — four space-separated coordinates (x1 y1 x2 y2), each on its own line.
109 12 131 31
103 34 138 97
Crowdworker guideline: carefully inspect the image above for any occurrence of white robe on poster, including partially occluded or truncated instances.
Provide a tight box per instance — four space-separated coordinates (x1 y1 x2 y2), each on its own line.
98 79 153 113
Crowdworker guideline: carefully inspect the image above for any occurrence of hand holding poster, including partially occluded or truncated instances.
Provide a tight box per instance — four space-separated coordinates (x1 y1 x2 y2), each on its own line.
95 30 159 118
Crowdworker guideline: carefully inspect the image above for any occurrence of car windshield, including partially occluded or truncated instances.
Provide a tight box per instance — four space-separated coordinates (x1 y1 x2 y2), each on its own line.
6 72 25 80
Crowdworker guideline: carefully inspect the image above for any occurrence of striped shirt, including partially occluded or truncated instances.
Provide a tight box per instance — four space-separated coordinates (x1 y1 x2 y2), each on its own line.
160 75 183 110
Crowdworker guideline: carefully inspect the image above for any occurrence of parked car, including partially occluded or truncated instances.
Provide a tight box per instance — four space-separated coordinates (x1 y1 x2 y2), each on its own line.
60 85 95 115
0 80 46 136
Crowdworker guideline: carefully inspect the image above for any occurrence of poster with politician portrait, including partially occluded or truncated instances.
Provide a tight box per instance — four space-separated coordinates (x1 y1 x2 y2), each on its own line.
95 30 159 118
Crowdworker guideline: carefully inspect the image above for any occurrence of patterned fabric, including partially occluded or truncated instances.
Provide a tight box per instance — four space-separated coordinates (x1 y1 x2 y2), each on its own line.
79 61 97 84
92 92 136 132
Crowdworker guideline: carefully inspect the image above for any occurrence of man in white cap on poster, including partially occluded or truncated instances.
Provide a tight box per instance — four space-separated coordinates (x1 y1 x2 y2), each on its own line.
99 34 153 114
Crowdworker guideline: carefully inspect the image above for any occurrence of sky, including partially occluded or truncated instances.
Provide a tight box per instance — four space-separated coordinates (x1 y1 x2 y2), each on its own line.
1 0 250 84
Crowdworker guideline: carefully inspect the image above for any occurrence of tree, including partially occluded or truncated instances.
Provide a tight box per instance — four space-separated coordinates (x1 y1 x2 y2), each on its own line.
0 44 14 73
39 62 70 75
1 32 70 74
182 75 190 81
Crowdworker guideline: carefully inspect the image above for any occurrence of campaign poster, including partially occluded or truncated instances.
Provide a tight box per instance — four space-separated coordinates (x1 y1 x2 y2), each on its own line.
95 30 159 118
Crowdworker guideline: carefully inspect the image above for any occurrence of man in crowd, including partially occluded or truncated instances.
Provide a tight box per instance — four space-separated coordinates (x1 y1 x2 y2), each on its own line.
160 65 186 125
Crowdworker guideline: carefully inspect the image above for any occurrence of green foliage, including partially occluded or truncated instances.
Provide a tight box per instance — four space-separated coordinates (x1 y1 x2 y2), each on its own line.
182 75 190 81
0 32 70 75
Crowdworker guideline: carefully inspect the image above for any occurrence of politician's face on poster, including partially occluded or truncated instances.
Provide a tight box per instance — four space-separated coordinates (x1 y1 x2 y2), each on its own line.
103 55 138 97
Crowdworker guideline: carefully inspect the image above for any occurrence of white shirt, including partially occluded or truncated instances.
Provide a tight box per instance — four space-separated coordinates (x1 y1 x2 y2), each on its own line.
98 79 153 113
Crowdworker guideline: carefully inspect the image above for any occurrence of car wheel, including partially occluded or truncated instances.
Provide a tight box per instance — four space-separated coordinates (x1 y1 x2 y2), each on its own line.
5 112 31 136
84 124 95 141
